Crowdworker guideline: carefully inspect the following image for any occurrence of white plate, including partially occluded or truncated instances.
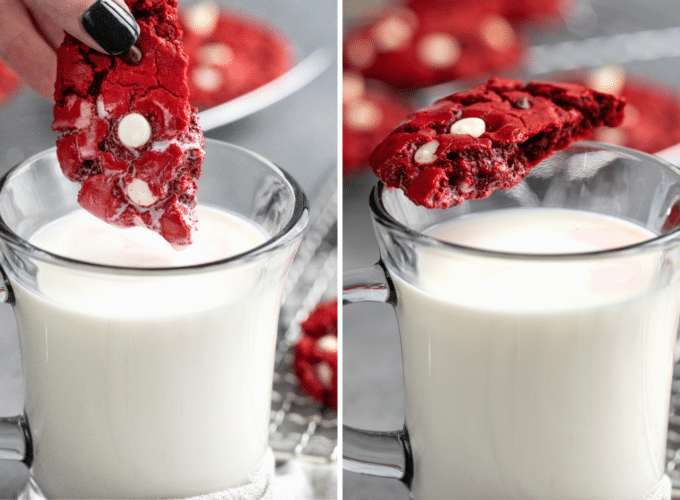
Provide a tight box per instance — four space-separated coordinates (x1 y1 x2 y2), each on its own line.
199 47 333 131
180 0 334 131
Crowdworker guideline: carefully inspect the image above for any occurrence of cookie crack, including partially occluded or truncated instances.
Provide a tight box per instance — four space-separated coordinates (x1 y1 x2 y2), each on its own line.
87 69 109 98
153 50 184 99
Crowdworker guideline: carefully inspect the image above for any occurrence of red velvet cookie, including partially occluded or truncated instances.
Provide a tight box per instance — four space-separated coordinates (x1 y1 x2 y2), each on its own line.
369 77 626 209
52 0 204 248
493 0 569 24
0 61 21 106
407 0 570 26
293 299 338 409
344 2 523 89
581 67 680 154
343 72 413 177
179 2 293 110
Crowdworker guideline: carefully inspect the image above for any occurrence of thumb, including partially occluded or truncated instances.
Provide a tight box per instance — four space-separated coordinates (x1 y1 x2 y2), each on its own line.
26 0 140 55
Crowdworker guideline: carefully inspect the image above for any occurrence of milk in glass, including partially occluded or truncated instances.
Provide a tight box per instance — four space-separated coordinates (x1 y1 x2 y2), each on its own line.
393 208 678 500
13 207 279 499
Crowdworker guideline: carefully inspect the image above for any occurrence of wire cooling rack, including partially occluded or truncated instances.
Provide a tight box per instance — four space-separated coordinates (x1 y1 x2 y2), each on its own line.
665 363 680 498
269 166 338 465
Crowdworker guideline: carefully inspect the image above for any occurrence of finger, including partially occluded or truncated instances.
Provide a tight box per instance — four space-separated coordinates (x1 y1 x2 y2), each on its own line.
23 0 140 55
27 5 66 50
0 0 57 101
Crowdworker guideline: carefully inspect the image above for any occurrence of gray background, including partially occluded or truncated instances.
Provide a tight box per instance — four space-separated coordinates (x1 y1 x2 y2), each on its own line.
342 0 680 498
0 0 337 497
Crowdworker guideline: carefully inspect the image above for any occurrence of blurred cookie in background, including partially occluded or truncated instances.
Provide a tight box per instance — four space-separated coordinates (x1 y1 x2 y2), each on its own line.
491 0 572 25
343 72 413 177
583 65 680 154
343 0 525 89
180 1 294 109
293 299 338 409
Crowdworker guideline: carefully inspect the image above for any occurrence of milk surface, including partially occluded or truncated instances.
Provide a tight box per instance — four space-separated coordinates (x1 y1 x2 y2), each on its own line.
393 208 679 500
12 207 284 499
30 205 266 267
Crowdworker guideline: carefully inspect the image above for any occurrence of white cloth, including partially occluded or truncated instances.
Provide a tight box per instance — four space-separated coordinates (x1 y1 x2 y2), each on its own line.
175 449 276 500
644 474 671 500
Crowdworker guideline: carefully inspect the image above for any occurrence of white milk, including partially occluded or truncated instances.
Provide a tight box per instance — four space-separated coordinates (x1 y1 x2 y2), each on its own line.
393 208 679 500
12 207 283 499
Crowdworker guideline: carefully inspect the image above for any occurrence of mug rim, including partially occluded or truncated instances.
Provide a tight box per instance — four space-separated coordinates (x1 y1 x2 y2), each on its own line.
369 141 680 262
0 139 309 275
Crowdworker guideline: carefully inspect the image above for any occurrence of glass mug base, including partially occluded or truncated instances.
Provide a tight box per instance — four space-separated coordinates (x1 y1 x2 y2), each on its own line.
402 475 672 500
17 448 277 500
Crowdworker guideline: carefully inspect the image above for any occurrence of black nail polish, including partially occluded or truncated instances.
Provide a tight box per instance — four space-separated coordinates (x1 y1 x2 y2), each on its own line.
121 45 143 66
82 0 140 55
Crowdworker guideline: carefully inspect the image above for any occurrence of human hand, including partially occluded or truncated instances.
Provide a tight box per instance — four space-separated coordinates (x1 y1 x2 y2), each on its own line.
0 0 140 101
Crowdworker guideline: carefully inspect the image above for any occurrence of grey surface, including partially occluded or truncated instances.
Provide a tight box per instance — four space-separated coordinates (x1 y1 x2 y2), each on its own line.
341 0 680 498
0 0 337 497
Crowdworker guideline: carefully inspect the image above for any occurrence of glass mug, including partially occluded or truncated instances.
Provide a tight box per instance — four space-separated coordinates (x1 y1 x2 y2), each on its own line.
0 139 308 499
344 142 680 500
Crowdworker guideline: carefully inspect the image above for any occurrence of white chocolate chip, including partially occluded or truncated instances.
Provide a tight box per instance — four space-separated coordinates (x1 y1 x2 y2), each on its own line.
480 16 516 50
316 362 333 388
117 113 151 148
127 178 158 207
346 38 375 68
417 33 461 68
184 1 219 37
316 335 338 353
450 117 486 137
192 67 222 91
96 96 107 118
343 73 366 104
372 14 413 51
588 64 625 95
198 43 233 66
414 140 440 164
345 100 383 131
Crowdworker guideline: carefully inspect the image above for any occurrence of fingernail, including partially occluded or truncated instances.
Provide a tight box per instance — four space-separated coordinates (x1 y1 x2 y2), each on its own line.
120 45 143 66
82 0 140 55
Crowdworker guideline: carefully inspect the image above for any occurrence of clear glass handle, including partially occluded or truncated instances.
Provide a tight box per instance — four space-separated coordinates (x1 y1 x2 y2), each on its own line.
342 263 412 485
0 414 32 466
343 262 394 305
0 271 27 465
343 425 413 486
